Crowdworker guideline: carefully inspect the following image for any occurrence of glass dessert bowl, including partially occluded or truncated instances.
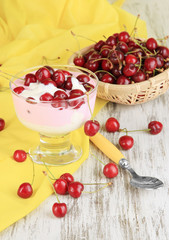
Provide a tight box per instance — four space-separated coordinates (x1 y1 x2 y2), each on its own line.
10 65 98 165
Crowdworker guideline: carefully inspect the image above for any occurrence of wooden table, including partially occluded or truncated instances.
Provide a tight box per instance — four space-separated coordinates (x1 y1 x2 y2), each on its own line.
1 0 169 239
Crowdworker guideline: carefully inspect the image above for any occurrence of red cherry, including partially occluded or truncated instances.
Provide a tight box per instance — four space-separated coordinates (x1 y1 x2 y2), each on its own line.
17 183 33 198
119 135 134 150
35 67 51 82
146 38 158 51
148 121 163 135
39 93 54 101
144 57 157 71
43 65 55 75
116 75 131 85
105 117 120 132
101 73 115 84
156 54 164 68
83 83 94 92
73 56 85 67
84 120 100 136
52 70 65 87
77 74 90 83
103 163 118 178
53 178 68 195
157 46 169 59
60 173 74 185
109 50 124 65
101 59 113 71
54 90 68 99
94 40 105 51
68 182 84 198
70 89 84 97
13 86 25 94
123 63 137 77
26 97 37 104
24 73 37 86
13 150 27 162
51 98 68 110
84 60 99 72
42 78 57 87
118 31 130 43
125 54 137 64
131 70 146 83
52 202 67 218
100 45 112 58
111 65 122 77
68 94 84 109
61 70 72 77
64 76 73 90
117 41 129 53
106 36 117 47
0 118 5 131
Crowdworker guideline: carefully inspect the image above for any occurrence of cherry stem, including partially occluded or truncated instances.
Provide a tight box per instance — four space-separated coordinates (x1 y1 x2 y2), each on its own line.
131 38 152 55
130 14 140 37
119 128 151 133
90 151 105 166
41 159 56 179
0 71 25 81
43 171 60 203
94 70 116 79
86 92 93 120
71 31 96 43
83 182 112 194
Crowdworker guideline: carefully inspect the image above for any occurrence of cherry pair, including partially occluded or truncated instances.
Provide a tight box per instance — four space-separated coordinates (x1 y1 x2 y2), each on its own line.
105 117 163 150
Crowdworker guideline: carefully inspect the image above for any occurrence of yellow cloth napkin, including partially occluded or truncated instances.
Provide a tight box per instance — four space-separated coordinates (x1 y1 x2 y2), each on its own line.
0 0 147 232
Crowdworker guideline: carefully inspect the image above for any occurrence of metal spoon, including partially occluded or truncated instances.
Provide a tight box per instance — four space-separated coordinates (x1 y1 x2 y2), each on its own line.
90 133 164 190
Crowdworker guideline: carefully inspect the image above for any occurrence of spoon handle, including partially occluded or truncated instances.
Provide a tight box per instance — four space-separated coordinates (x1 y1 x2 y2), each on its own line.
90 132 125 165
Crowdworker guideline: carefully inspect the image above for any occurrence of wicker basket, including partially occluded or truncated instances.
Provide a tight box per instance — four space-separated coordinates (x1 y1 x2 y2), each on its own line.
68 45 169 105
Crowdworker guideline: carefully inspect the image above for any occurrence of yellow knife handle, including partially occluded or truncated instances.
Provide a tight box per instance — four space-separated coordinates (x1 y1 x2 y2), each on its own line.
90 132 125 165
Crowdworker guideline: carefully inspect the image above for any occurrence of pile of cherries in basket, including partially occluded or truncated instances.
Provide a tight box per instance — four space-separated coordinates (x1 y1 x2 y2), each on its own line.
73 31 169 84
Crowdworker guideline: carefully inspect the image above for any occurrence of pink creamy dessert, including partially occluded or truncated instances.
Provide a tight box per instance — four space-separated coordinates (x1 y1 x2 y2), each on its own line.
10 67 98 136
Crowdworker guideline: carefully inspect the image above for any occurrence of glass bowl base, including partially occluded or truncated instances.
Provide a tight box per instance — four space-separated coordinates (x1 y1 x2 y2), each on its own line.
29 144 82 166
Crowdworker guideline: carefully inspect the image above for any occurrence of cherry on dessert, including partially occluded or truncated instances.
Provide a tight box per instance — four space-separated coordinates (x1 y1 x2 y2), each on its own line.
42 78 57 87
73 56 85 67
103 163 118 178
146 38 158 51
52 70 65 87
118 31 130 43
70 89 84 97
68 181 84 198
0 118 5 131
13 150 27 162
131 70 146 83
26 97 37 104
13 86 25 94
101 73 114 84
123 63 137 77
77 74 90 83
68 94 84 109
64 76 73 90
148 121 163 135
17 182 33 198
61 70 72 77
53 178 68 195
52 202 67 218
116 75 131 85
105 117 120 132
54 90 68 99
24 73 37 86
40 93 54 101
60 173 74 185
83 83 94 92
35 67 51 82
84 120 100 136
144 57 157 71
43 65 55 75
119 135 134 150
51 98 68 110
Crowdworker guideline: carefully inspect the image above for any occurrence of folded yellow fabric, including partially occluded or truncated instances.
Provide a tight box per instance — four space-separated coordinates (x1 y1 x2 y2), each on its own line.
0 0 147 232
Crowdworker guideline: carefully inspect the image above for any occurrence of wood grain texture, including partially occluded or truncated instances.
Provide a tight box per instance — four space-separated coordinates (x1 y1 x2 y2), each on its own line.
1 0 169 239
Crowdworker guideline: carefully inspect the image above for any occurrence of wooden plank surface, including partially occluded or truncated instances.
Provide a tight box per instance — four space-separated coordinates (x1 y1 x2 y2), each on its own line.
1 0 169 239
